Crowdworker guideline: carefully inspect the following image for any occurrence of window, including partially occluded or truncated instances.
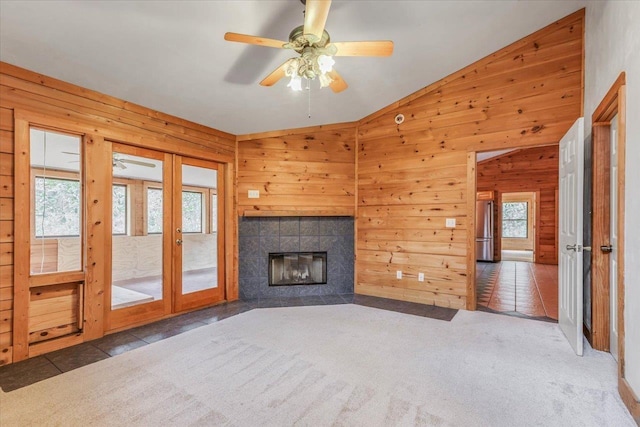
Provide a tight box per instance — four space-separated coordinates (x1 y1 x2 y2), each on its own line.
502 202 528 238
112 184 127 235
182 191 203 233
147 187 163 234
34 176 81 238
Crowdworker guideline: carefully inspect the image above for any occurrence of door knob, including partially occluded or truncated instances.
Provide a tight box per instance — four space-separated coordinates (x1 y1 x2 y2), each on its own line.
600 245 613 253
176 239 183 246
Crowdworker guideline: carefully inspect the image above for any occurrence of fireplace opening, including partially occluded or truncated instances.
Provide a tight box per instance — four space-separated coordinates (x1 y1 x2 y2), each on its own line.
269 252 327 286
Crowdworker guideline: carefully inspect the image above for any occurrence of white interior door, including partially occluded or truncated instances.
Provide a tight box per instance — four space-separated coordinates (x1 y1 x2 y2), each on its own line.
558 117 584 356
610 114 619 361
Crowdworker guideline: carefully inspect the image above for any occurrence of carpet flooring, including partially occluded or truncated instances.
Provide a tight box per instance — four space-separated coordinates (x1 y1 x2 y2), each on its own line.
0 305 633 426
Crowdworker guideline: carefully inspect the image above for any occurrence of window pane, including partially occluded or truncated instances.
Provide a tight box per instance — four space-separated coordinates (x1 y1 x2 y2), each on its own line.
502 202 528 220
182 191 203 233
30 128 82 275
147 188 163 234
34 177 81 237
503 219 528 238
112 185 127 235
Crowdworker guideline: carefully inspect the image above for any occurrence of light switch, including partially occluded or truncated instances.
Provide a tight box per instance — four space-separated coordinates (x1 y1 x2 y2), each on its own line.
396 270 402 279
418 272 425 282
248 190 260 199
446 218 456 228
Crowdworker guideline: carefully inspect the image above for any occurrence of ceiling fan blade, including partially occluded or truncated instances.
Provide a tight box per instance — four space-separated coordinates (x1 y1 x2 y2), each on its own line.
304 0 332 42
260 59 293 87
224 32 288 49
121 159 156 168
329 41 394 57
327 69 347 93
62 151 80 155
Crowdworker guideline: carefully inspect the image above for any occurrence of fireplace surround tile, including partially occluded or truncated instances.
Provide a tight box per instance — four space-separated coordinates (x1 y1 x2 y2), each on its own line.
279 217 300 236
300 217 319 235
279 236 300 252
259 217 280 236
300 236 320 251
239 216 354 298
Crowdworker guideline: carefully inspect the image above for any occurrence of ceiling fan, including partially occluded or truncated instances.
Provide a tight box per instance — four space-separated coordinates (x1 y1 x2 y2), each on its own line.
224 0 394 93
62 152 156 170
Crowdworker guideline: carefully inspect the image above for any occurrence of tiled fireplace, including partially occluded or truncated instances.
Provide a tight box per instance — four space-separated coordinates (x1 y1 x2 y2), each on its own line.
239 217 354 299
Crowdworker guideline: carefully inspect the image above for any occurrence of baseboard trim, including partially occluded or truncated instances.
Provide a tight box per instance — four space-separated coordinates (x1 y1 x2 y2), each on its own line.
619 376 640 424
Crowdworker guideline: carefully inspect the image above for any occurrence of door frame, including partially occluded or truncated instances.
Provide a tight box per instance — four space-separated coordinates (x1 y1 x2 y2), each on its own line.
467 143 559 310
589 72 635 414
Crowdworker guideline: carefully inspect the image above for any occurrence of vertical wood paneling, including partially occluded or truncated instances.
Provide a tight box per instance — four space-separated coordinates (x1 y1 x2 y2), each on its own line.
477 146 559 264
84 135 108 339
355 11 582 307
237 123 356 216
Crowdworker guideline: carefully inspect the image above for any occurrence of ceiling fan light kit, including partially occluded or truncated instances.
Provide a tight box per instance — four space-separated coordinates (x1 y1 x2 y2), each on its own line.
223 0 393 94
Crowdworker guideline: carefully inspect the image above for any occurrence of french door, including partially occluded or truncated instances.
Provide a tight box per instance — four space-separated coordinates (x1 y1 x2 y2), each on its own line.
106 143 224 331
173 156 224 312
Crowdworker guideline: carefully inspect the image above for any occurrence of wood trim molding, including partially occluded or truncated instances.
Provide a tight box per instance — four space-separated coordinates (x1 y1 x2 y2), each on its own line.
12 117 30 361
592 72 626 123
590 124 611 350
619 377 640 423
466 152 477 310
590 72 633 416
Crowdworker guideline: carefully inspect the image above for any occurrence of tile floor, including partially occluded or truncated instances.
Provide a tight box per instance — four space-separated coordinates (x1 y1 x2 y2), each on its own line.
0 294 457 392
476 261 558 322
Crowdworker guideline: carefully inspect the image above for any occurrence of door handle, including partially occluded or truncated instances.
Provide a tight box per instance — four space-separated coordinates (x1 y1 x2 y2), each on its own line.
176 239 183 246
566 244 577 251
600 245 613 253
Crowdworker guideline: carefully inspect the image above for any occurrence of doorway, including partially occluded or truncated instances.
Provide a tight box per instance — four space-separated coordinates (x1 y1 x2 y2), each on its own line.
106 142 225 331
501 192 536 262
473 146 559 321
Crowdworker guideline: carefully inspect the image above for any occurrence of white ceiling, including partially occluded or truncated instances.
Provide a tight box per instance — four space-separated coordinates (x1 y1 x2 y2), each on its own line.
0 1 586 135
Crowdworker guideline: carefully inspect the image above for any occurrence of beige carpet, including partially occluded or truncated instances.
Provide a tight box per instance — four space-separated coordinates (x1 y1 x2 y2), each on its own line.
0 305 634 426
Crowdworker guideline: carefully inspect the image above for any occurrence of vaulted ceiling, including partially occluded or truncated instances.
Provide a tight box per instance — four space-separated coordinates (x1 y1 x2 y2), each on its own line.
0 0 586 135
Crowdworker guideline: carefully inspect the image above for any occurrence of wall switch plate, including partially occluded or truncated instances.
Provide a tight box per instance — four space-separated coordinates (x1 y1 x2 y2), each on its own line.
445 218 456 228
248 190 260 199
418 272 425 282
396 270 402 279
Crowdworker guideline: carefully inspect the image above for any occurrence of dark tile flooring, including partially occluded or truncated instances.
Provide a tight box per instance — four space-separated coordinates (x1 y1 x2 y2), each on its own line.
0 294 457 392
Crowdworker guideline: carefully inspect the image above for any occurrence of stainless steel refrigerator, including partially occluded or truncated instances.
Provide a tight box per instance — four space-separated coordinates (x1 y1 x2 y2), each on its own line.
476 200 494 261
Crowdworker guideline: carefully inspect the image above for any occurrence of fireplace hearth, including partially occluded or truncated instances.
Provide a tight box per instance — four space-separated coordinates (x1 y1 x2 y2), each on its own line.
269 252 327 286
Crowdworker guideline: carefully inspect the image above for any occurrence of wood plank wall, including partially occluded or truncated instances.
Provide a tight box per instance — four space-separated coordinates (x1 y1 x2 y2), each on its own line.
237 123 356 216
354 11 583 308
477 146 559 264
0 107 14 365
0 62 236 365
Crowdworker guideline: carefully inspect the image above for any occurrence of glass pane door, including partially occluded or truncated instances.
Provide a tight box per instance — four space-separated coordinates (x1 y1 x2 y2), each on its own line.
174 157 224 311
107 143 171 330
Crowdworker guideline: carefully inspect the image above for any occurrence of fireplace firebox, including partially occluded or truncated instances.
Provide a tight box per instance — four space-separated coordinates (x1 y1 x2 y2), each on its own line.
268 252 327 286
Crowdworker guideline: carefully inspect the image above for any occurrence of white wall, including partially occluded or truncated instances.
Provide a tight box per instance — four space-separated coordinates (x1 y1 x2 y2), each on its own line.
584 0 640 395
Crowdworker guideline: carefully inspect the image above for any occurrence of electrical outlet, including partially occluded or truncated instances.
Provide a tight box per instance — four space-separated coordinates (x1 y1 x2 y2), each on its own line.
445 218 456 228
418 272 425 282
396 270 402 279
248 190 260 199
